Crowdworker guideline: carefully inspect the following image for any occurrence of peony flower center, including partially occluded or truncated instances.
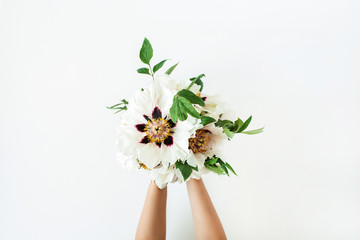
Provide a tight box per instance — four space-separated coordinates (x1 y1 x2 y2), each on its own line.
145 118 171 142
136 107 175 148
188 129 212 153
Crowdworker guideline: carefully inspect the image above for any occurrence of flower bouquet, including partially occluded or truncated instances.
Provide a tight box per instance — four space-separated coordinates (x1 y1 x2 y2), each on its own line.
108 38 263 188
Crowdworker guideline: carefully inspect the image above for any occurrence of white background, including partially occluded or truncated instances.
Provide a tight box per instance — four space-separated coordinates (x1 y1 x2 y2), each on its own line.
1 0 359 239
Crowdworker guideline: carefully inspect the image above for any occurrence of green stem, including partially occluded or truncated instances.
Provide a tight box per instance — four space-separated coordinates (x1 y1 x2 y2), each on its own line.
148 63 155 80
186 77 198 90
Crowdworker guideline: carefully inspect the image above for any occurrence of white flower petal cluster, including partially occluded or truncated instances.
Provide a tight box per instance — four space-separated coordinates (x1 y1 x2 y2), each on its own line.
116 74 228 188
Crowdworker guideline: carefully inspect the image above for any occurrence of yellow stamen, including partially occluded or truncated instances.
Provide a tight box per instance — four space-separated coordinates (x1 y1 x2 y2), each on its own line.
144 117 171 143
139 163 151 171
188 129 211 153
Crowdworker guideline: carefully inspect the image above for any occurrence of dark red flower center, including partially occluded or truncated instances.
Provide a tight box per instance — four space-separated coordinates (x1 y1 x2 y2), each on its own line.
135 107 176 148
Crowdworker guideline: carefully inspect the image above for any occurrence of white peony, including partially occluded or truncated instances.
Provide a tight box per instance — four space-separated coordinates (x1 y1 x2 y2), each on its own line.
186 124 228 174
116 76 199 171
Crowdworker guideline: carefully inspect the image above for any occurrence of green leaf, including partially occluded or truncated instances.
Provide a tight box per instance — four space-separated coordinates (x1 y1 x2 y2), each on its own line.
178 110 188 121
231 118 243 132
206 156 219 165
107 103 122 109
170 97 180 122
237 116 252 133
223 127 234 139
139 38 153 64
200 116 216 126
171 96 188 122
177 89 205 106
137 67 150 75
178 96 200 119
177 109 188 121
170 91 204 122
242 127 264 135
190 74 205 91
218 160 229 176
205 165 226 175
224 162 237 176
215 119 233 128
165 62 179 75
153 59 168 73
175 161 193 181
191 165 199 171
114 108 127 114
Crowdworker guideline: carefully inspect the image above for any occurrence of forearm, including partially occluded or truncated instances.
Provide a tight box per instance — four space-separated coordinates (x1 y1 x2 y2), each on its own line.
135 181 167 240
186 179 226 240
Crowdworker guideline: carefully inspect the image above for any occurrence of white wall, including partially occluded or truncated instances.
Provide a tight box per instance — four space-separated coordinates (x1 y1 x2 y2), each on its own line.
1 0 359 239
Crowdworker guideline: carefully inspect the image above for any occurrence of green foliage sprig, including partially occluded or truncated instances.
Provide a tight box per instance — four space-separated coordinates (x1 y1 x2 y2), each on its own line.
169 74 209 123
137 38 178 79
175 156 238 181
136 38 213 125
107 99 128 114
215 115 264 138
204 156 237 176
169 88 205 122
